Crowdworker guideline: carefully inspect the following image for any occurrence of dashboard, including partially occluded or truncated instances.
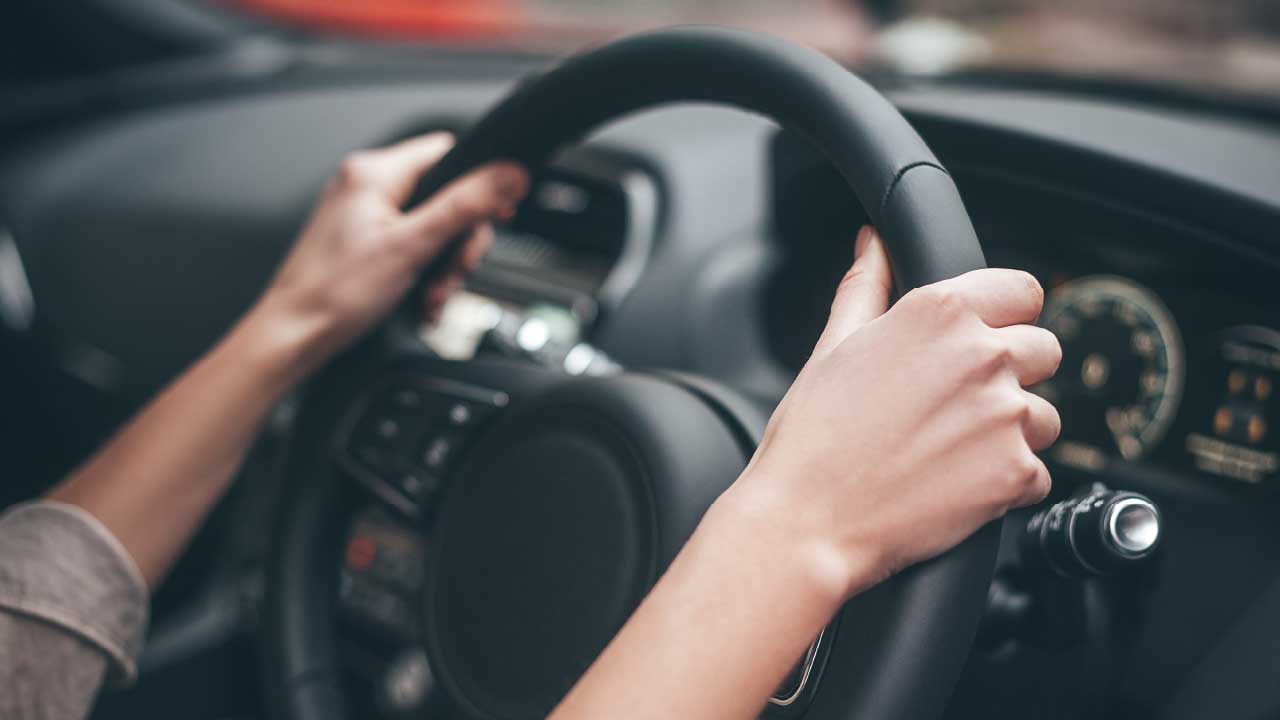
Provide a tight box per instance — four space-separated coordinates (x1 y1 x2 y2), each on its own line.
4 56 1280 719
766 116 1280 717
769 131 1280 499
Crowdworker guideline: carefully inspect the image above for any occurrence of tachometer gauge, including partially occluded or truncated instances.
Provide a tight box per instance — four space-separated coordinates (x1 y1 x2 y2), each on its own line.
1035 275 1184 464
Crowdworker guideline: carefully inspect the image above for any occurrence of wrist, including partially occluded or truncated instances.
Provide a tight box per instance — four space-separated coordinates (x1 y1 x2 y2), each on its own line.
228 298 331 394
701 472 878 615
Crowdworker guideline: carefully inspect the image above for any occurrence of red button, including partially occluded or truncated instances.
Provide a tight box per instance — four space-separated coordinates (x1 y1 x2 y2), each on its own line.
345 536 377 572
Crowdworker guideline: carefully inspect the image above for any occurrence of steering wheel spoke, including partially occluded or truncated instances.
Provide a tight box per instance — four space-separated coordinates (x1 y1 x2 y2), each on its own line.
337 506 428 637
335 372 511 519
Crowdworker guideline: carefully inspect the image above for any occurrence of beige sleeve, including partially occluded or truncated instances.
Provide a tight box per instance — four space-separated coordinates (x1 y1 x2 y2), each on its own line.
0 501 150 720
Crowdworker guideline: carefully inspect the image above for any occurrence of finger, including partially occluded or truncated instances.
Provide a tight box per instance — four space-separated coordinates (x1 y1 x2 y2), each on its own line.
423 274 464 325
421 224 494 321
356 132 457 205
400 162 527 262
432 224 495 293
1012 452 1052 509
994 324 1062 386
814 226 893 354
931 268 1045 328
1023 391 1062 453
457 222 496 273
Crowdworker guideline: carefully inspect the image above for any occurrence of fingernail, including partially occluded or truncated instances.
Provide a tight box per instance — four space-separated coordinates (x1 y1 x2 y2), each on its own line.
855 225 876 256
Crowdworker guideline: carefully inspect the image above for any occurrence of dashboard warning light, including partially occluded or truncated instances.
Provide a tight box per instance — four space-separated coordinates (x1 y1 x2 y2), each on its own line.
345 536 377 572
1229 370 1247 396
1255 375 1273 401
1248 415 1267 445
1214 407 1233 436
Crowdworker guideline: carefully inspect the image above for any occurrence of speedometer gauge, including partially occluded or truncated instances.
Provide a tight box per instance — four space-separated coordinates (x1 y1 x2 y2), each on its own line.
1035 275 1184 463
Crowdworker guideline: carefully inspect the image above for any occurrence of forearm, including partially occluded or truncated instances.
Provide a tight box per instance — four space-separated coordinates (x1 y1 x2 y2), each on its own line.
42 136 524 591
48 303 317 587
551 478 866 720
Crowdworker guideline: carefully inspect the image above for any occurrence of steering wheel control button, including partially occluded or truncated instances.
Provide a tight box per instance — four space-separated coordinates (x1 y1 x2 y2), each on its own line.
344 536 377 573
375 418 402 441
447 402 472 426
380 649 435 716
341 511 428 633
419 434 460 473
396 470 440 503
349 406 417 472
391 387 426 411
1023 482 1163 577
340 572 419 634
341 379 508 515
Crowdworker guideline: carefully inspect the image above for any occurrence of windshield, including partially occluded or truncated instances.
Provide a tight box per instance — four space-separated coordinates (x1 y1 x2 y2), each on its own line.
226 0 1280 105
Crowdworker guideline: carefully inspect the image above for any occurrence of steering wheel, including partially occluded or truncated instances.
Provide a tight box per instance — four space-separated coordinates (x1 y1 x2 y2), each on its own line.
264 26 994 720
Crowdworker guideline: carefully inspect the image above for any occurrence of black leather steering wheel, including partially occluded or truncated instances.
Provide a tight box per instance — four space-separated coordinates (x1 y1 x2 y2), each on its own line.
265 26 994 720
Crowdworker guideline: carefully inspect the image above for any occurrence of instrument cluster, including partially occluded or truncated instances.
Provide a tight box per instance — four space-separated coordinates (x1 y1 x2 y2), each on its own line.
1034 273 1280 490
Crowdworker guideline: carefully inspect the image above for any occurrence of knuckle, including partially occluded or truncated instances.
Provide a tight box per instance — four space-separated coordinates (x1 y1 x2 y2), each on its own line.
986 386 1029 425
914 283 966 320
1024 458 1052 503
982 333 1016 371
1002 451 1042 498
1005 391 1032 425
897 286 926 312
967 333 1013 379
337 152 375 187
1017 451 1042 483
386 227 421 257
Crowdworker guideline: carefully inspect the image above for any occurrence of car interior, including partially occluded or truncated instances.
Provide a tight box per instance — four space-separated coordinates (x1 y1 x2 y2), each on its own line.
3 1 1280 719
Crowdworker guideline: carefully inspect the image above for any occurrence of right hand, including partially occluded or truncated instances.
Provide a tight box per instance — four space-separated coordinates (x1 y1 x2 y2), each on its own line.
724 225 1061 601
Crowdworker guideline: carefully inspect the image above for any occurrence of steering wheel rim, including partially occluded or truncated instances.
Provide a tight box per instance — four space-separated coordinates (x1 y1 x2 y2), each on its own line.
266 25 994 720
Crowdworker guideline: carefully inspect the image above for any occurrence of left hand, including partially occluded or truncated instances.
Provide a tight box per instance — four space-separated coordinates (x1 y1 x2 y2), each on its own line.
251 132 529 373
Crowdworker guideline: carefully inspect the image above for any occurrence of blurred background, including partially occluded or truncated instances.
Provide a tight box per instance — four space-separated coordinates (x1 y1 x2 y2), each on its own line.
2 4 1279 720
3 0 1280 109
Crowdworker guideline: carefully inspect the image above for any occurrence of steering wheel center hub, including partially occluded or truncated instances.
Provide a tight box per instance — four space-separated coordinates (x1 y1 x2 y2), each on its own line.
423 376 749 719
427 414 655 717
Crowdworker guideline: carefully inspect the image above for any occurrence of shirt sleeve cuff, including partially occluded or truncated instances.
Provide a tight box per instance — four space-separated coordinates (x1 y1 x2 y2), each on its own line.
0 500 150 685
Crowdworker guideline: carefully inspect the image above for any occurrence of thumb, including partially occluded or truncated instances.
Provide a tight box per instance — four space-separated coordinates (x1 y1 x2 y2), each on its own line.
362 132 457 206
814 226 893 354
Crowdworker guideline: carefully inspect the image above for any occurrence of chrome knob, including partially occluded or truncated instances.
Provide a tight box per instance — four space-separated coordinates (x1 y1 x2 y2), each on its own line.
1024 483 1162 577
1106 496 1160 557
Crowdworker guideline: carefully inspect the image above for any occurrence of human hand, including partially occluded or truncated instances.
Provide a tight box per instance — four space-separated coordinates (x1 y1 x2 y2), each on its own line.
724 226 1061 602
250 132 528 375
